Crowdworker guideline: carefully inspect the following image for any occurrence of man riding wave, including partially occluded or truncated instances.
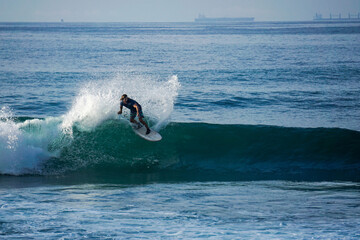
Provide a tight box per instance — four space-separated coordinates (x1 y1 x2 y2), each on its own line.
118 94 151 135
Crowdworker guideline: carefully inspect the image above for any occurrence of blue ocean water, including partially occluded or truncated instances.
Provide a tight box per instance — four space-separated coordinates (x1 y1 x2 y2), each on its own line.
1 21 360 239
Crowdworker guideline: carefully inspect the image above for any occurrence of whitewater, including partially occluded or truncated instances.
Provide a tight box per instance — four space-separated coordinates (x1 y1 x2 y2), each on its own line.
0 74 180 175
1 22 360 239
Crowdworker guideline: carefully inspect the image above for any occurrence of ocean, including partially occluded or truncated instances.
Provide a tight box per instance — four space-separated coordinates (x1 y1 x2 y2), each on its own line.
0 21 360 239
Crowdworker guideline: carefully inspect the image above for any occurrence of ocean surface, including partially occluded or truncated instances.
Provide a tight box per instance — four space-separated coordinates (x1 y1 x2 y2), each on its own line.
1 21 360 239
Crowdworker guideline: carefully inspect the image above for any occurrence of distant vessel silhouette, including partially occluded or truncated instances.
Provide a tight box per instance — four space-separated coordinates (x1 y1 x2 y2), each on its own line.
314 13 360 22
195 14 254 23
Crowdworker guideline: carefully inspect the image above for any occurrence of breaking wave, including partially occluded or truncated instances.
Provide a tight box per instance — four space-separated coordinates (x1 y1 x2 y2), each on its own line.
1 73 359 181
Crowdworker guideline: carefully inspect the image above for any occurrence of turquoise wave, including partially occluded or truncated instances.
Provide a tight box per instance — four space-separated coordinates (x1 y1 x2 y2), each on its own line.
1 116 359 181
38 120 360 181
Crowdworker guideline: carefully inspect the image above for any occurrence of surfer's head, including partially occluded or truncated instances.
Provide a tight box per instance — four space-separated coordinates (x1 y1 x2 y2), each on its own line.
120 94 128 102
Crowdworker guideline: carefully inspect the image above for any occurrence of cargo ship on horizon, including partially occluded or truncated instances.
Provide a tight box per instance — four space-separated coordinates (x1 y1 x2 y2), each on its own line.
314 12 360 22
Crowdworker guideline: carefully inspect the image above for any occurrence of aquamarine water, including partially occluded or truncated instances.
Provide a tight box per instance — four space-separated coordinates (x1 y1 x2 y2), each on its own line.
1 181 359 239
1 21 360 239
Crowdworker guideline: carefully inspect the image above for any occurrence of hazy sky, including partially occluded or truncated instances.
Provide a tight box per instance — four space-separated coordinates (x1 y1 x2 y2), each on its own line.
0 0 359 22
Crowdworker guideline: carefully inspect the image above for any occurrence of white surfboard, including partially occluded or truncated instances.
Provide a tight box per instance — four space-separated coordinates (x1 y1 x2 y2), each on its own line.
132 124 162 142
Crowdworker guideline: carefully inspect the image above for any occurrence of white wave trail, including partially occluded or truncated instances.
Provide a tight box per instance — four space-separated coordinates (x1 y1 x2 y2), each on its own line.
61 73 180 134
0 73 180 175
0 107 60 175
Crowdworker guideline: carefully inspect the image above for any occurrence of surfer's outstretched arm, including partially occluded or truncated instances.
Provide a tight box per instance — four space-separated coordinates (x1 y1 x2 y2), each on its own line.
117 105 123 115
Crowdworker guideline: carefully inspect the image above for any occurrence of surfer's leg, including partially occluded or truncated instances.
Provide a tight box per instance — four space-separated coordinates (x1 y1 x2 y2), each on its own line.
130 112 141 127
139 117 151 134
139 117 149 129
136 109 150 133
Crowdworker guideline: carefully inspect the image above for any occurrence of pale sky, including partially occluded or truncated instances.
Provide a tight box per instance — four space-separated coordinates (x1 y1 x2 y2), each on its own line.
0 0 359 22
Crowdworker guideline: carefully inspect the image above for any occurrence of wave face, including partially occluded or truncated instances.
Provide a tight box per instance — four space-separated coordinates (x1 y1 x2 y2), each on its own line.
1 111 359 181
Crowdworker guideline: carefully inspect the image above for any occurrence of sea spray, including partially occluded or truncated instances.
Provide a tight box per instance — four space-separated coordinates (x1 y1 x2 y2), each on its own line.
0 73 180 174
0 107 56 174
152 75 180 130
61 73 180 134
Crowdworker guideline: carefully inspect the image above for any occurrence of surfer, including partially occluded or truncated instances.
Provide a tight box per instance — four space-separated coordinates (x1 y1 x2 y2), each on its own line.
118 94 151 134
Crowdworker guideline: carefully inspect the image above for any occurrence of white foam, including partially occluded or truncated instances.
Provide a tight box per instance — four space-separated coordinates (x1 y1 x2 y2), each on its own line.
61 73 180 133
0 73 180 174
0 107 57 174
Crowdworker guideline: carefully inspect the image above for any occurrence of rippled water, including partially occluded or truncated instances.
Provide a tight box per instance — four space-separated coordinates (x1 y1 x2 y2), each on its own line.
1 181 359 239
1 21 360 239
1 22 360 129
